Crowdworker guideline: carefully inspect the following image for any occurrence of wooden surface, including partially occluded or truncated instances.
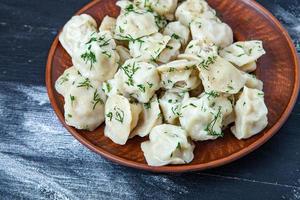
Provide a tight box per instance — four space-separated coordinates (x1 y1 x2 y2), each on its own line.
1 0 300 199
46 0 299 173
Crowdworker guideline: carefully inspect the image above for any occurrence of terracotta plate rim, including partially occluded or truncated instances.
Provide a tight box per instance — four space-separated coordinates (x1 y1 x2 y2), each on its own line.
45 0 300 173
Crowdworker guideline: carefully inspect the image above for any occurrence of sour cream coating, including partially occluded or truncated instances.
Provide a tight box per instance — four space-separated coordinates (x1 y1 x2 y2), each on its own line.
180 92 233 141
219 41 266 66
72 31 119 82
141 124 195 166
231 86 268 139
131 95 162 138
119 59 161 103
190 17 233 48
64 76 107 131
59 14 97 57
175 0 216 26
104 94 142 145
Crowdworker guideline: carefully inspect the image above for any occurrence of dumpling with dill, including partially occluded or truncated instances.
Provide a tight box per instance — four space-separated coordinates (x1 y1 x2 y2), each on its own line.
72 31 119 82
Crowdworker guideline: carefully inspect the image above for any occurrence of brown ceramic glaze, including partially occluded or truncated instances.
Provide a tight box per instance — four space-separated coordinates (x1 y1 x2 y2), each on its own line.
46 0 300 172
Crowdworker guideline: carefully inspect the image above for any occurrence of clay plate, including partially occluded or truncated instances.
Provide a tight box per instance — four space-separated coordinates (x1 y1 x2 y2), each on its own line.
46 0 300 172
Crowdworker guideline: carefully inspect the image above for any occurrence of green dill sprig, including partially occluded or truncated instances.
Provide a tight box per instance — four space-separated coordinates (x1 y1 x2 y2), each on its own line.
81 50 96 70
114 107 124 123
92 90 104 110
198 56 217 70
205 106 224 137
120 62 140 86
70 95 75 106
77 78 93 90
60 73 69 85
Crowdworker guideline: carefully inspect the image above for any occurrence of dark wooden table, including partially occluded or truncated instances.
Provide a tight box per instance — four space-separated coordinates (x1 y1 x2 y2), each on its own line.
0 0 299 199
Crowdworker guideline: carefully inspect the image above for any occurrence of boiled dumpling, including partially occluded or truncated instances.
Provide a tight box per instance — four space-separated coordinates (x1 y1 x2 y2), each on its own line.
157 39 181 63
115 1 158 40
240 61 257 73
59 14 97 57
72 31 119 82
102 70 124 97
182 39 218 61
219 41 266 67
175 0 217 26
64 77 107 131
116 45 132 65
99 16 117 34
242 73 263 90
190 17 233 48
163 21 190 46
198 56 246 94
180 92 232 141
141 124 195 166
119 59 160 103
134 0 178 20
55 66 81 96
157 59 201 92
104 94 142 145
128 33 171 62
159 91 189 125
131 95 162 138
231 86 268 139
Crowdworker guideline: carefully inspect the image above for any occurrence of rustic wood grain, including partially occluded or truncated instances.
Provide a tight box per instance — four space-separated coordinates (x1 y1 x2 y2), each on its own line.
1 0 300 199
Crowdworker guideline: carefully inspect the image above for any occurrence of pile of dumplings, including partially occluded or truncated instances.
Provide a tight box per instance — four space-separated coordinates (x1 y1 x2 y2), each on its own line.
55 0 268 166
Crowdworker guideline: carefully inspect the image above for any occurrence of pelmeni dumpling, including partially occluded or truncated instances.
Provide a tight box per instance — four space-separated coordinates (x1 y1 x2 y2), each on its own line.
163 21 190 46
157 59 201 92
129 33 171 62
159 91 189 125
119 59 160 103
130 95 162 138
231 86 268 139
59 14 97 57
99 16 117 34
116 45 132 65
242 73 263 90
104 94 142 145
180 92 232 141
64 77 107 131
115 2 158 40
141 124 195 166
55 66 81 96
190 17 233 48
157 39 181 63
134 0 178 20
175 0 217 26
72 31 119 82
183 39 218 60
240 61 257 73
198 56 246 94
219 41 266 67
102 70 124 97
